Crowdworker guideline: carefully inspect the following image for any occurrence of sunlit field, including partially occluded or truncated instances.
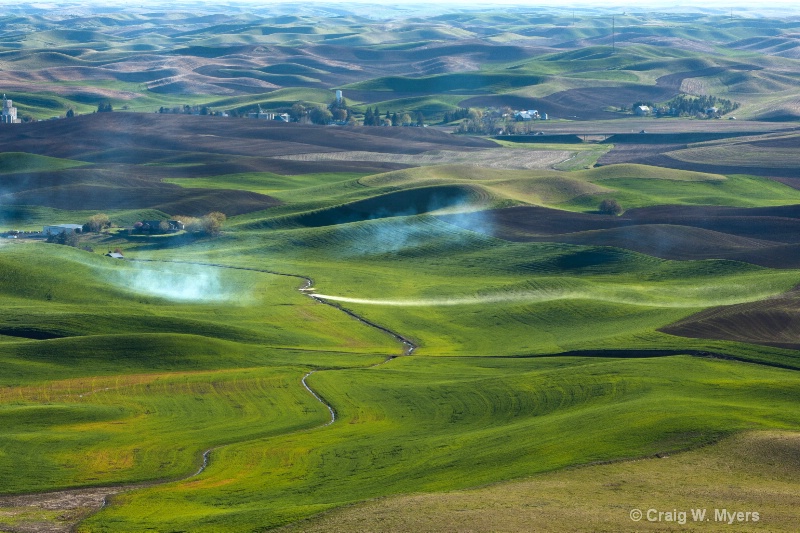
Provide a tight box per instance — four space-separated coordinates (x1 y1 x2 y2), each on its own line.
3 3 800 532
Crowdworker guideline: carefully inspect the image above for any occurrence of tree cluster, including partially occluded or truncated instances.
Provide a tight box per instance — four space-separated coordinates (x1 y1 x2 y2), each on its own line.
598 198 623 216
308 106 334 125
362 107 424 127
363 106 384 126
285 94 352 125
454 108 505 135
441 108 471 124
632 95 739 118
288 103 336 125
505 121 543 135
46 230 80 247
327 96 350 123
158 105 210 115
289 103 307 122
97 102 113 113
83 213 111 233
664 94 739 117
172 212 226 236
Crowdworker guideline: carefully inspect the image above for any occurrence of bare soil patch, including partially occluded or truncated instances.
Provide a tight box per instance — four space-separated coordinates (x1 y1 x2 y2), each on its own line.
439 204 800 267
281 431 800 533
462 83 676 121
597 143 684 166
661 286 800 349
0 164 281 216
0 486 126 533
640 153 800 179
1 181 279 216
275 147 572 170
0 114 499 214
0 114 494 162
533 120 796 134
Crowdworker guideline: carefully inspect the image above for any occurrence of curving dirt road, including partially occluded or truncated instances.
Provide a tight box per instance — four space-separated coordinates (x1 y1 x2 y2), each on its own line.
0 259 415 533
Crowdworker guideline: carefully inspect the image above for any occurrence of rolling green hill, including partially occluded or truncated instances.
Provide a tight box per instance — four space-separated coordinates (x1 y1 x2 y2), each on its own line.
79 356 800 531
1 5 800 533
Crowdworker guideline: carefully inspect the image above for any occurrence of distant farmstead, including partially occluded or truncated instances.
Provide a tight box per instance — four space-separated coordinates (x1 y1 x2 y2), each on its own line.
136 220 185 233
247 105 275 120
1 95 20 124
635 105 651 116
43 224 82 235
247 105 290 122
515 109 540 121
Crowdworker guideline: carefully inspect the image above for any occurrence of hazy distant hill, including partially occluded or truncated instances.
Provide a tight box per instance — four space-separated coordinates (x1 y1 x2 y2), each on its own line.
0 5 798 122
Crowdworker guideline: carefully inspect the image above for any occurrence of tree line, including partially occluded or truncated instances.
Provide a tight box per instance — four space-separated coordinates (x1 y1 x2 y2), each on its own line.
631 94 739 117
441 108 470 124
45 212 227 252
362 107 424 127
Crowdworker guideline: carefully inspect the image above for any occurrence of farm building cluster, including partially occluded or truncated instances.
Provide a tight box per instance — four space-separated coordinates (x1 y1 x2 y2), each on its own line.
43 224 83 236
38 220 185 237
513 109 548 121
133 220 185 234
1 95 20 124
247 106 291 122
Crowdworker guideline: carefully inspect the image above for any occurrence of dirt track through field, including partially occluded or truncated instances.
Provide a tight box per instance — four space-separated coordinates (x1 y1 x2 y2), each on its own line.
5 258 794 531
131 260 417 355
312 286 784 309
0 259 415 533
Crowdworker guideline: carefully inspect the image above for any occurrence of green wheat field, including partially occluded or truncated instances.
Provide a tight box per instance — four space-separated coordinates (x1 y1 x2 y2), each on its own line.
2 3 800 532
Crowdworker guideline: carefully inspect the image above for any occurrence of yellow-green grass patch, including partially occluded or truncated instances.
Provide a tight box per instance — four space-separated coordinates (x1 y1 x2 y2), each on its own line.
284 430 800 532
81 356 800 531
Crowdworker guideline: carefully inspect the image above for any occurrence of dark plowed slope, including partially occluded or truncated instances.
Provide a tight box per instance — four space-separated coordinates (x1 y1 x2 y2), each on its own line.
640 155 800 180
462 81 678 121
661 286 800 350
438 204 800 268
460 93 619 121
0 113 499 216
249 185 479 230
2 183 277 216
0 164 281 216
0 113 495 163
483 57 740 119
597 144 685 166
